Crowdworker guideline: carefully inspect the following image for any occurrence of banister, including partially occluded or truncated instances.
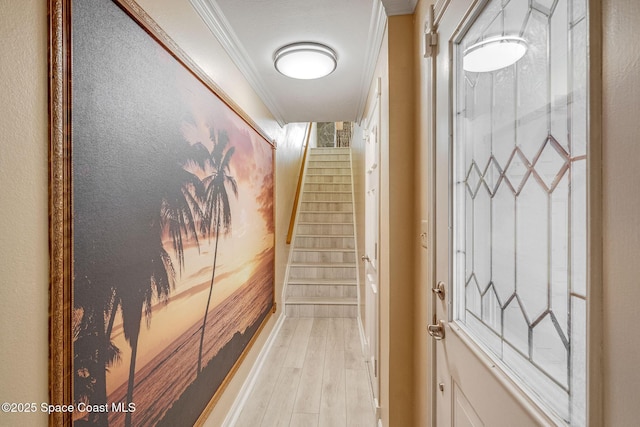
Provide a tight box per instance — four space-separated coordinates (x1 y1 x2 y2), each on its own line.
286 123 312 244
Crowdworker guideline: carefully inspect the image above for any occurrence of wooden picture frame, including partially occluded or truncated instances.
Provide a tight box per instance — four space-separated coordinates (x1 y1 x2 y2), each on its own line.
49 0 276 425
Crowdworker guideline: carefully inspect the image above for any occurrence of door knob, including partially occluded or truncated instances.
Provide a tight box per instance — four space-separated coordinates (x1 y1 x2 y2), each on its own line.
361 255 370 262
428 319 445 340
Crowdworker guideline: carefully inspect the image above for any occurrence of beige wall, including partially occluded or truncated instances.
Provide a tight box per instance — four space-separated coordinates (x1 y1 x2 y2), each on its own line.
0 0 49 425
386 14 416 427
0 0 305 425
602 0 640 424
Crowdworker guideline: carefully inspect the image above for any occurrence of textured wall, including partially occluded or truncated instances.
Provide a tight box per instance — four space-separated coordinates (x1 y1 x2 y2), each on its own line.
0 0 49 425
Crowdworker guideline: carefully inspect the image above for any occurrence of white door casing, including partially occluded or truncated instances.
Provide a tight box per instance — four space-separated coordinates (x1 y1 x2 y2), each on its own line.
364 78 381 408
428 0 592 425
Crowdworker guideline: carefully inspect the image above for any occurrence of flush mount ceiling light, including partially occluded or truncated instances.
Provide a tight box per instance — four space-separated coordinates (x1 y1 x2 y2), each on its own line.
463 36 528 73
274 42 337 80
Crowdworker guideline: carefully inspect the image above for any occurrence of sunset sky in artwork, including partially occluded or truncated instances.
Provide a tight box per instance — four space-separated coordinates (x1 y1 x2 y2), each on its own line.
105 52 274 396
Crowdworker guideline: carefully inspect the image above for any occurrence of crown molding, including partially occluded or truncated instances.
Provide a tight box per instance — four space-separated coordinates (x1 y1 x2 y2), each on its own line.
381 0 419 16
190 0 287 126
355 0 387 123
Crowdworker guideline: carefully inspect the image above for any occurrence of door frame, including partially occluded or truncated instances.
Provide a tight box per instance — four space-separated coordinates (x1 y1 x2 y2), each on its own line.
425 0 604 424
363 77 382 411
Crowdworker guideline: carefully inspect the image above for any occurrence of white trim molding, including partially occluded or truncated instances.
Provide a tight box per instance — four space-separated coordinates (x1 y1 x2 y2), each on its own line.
221 313 286 427
190 0 287 126
355 0 387 123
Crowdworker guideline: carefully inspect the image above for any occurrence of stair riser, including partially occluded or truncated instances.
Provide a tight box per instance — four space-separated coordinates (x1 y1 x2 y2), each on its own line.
310 148 350 155
296 224 354 235
289 267 356 280
300 202 352 212
306 168 351 176
295 237 355 249
287 284 357 299
308 154 350 162
305 175 351 184
285 304 358 318
298 212 353 223
308 160 350 167
292 251 356 264
302 192 352 202
304 183 352 192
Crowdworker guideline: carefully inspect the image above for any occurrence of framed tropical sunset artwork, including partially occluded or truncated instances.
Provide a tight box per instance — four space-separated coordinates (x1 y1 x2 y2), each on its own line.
48 0 276 425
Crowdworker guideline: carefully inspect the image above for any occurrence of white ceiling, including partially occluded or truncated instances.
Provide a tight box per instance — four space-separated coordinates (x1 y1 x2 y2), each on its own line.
190 0 417 125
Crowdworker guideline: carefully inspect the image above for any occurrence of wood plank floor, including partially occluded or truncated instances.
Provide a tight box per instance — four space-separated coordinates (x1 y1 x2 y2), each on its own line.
234 317 376 427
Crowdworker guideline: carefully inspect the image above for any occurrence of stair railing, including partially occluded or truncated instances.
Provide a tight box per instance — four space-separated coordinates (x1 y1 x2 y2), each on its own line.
286 122 313 244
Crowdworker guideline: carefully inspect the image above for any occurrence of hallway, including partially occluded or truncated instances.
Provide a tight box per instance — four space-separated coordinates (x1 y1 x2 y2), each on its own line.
234 317 376 427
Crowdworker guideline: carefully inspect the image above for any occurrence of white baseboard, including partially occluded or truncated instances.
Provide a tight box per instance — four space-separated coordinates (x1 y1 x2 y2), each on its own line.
222 313 286 427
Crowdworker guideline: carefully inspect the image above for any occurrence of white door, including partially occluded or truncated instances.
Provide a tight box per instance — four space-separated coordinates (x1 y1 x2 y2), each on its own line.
364 83 381 407
429 0 590 425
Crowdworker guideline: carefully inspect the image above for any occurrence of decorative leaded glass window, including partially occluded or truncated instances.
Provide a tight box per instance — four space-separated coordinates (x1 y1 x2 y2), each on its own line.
453 0 588 423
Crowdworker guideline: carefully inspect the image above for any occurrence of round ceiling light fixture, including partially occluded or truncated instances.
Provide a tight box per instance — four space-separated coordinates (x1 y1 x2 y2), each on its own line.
274 42 337 80
463 36 528 73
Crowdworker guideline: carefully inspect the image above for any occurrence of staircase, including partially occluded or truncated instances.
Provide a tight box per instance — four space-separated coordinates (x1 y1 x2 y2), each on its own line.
285 147 358 318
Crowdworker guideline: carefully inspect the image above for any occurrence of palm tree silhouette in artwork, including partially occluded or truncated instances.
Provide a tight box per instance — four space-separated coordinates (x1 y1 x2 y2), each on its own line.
119 141 208 427
197 130 238 374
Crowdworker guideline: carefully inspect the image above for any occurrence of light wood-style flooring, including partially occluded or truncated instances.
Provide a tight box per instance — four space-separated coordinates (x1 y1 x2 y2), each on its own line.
235 317 376 427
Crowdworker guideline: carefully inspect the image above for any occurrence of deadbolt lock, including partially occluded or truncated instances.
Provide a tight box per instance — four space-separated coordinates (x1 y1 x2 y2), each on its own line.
432 281 446 300
428 318 446 340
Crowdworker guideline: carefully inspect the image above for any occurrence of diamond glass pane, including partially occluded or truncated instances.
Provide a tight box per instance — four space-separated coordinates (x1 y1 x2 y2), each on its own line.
466 162 483 197
532 137 569 191
504 149 530 193
453 0 588 423
483 156 503 195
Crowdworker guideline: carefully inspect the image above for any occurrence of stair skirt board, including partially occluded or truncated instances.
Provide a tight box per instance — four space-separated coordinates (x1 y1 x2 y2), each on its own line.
285 147 358 318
